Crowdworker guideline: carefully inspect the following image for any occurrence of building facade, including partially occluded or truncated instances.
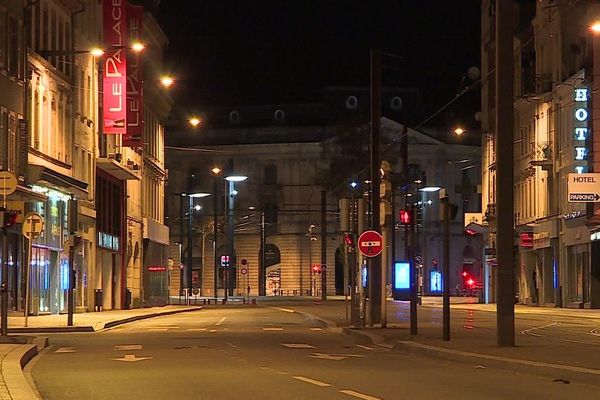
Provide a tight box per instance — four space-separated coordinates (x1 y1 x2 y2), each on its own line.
0 0 170 315
481 0 600 307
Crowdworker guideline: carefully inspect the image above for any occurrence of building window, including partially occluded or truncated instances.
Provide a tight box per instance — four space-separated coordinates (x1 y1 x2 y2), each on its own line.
264 164 277 185
7 112 17 172
0 8 6 69
0 108 6 169
8 15 21 78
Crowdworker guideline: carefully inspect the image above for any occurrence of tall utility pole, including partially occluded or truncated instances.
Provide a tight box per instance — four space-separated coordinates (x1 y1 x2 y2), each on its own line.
180 194 185 297
259 211 266 296
496 0 515 347
187 195 193 304
369 48 382 325
213 177 218 299
321 190 327 301
442 194 450 341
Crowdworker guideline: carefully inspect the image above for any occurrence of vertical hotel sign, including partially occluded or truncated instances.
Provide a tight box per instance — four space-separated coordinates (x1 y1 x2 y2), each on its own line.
124 5 144 147
573 86 589 173
103 0 127 134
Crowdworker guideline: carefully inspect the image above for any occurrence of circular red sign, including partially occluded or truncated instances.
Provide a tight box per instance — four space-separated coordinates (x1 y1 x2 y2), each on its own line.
240 267 248 276
358 230 383 257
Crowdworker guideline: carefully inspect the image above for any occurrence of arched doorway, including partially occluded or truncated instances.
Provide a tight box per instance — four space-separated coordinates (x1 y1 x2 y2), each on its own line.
259 244 281 296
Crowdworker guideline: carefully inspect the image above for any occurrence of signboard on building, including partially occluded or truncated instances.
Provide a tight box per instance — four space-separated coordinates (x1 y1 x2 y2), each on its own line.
103 0 127 134
567 173 600 202
464 212 483 228
124 5 144 147
573 87 589 174
520 232 533 248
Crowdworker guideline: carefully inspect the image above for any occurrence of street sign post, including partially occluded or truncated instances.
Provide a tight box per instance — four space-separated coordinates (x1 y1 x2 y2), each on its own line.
0 171 17 336
22 212 44 328
0 171 17 208
568 173 600 202
358 230 383 258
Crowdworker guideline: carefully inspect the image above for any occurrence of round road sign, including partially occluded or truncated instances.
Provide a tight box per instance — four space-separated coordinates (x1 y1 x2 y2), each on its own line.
0 171 18 197
358 230 383 257
240 267 248 276
22 212 44 240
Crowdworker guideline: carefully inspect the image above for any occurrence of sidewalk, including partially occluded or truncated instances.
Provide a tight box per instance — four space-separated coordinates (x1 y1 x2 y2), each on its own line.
279 298 600 384
7 305 201 333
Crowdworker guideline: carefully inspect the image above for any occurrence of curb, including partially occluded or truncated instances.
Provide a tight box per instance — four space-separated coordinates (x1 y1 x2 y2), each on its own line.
101 306 202 330
2 337 48 400
394 340 600 385
6 306 203 334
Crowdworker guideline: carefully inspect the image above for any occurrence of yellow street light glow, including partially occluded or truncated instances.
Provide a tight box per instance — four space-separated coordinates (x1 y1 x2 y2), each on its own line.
189 117 201 127
160 76 174 88
454 127 465 135
131 42 145 53
591 22 600 33
211 167 222 175
90 48 104 57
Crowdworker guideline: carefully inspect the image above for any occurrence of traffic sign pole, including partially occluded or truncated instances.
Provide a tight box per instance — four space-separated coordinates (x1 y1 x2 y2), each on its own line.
22 212 44 327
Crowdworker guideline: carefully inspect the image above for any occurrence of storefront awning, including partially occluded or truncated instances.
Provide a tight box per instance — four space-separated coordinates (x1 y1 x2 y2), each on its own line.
96 158 141 181
7 184 48 202
27 165 89 198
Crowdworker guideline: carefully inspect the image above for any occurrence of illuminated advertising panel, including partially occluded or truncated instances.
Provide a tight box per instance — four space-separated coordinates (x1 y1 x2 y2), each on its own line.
103 0 127 134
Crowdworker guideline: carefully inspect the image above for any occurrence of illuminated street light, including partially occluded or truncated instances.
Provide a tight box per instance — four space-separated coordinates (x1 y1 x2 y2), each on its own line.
90 48 104 57
189 117 201 127
211 167 222 175
454 127 465 135
350 181 358 188
160 76 174 88
591 21 600 33
188 192 210 198
225 175 248 182
131 42 145 53
194 205 202 211
419 186 441 192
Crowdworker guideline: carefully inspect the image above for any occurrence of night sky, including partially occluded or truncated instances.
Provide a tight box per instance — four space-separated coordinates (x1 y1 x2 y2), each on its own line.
158 1 481 126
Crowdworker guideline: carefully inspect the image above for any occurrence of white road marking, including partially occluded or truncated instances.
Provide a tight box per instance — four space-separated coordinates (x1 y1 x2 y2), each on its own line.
272 307 295 313
263 327 284 331
339 389 382 400
589 327 600 337
310 353 366 361
292 376 331 387
148 328 169 332
356 345 374 350
186 328 207 332
282 343 316 349
54 347 75 353
521 322 558 337
227 343 238 348
210 329 217 332
114 345 142 351
112 354 152 362
310 328 323 331
216 317 227 326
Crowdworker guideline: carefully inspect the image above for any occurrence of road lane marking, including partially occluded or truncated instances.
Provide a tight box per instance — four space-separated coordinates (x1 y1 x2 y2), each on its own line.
216 317 227 326
263 327 284 331
273 307 295 313
210 329 217 332
186 328 207 332
112 354 152 362
54 347 75 353
521 322 558 337
148 328 168 332
292 376 331 387
310 328 323 331
340 389 382 400
282 343 316 349
590 327 600 337
227 343 238 348
114 345 143 351
356 345 374 350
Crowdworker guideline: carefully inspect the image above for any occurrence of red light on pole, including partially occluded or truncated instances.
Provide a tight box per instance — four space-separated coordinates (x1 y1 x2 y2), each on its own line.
399 209 411 224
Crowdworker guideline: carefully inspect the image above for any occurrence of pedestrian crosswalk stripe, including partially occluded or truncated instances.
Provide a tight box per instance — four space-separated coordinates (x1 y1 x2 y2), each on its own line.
282 343 316 349
263 327 284 331
114 345 142 351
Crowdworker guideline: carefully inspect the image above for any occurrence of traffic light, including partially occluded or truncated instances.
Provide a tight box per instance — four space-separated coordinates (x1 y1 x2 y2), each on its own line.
344 233 355 249
220 255 230 268
399 209 411 224
312 264 321 274
0 209 18 229
416 205 423 228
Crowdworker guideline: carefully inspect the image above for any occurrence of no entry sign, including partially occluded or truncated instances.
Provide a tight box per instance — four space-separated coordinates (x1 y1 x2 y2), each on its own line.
358 230 383 257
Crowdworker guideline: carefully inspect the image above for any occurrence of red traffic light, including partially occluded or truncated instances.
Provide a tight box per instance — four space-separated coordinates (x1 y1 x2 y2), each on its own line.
0 211 18 229
311 264 321 274
344 233 354 247
462 271 468 277
399 209 411 224
467 278 475 287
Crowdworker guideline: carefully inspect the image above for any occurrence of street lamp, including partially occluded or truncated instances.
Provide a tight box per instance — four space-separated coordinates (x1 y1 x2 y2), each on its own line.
454 127 465 136
160 76 174 88
182 191 210 304
189 117 201 127
224 174 247 299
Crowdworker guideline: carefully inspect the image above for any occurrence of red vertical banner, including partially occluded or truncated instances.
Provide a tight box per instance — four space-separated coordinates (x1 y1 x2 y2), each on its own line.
124 5 144 147
103 0 127 134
